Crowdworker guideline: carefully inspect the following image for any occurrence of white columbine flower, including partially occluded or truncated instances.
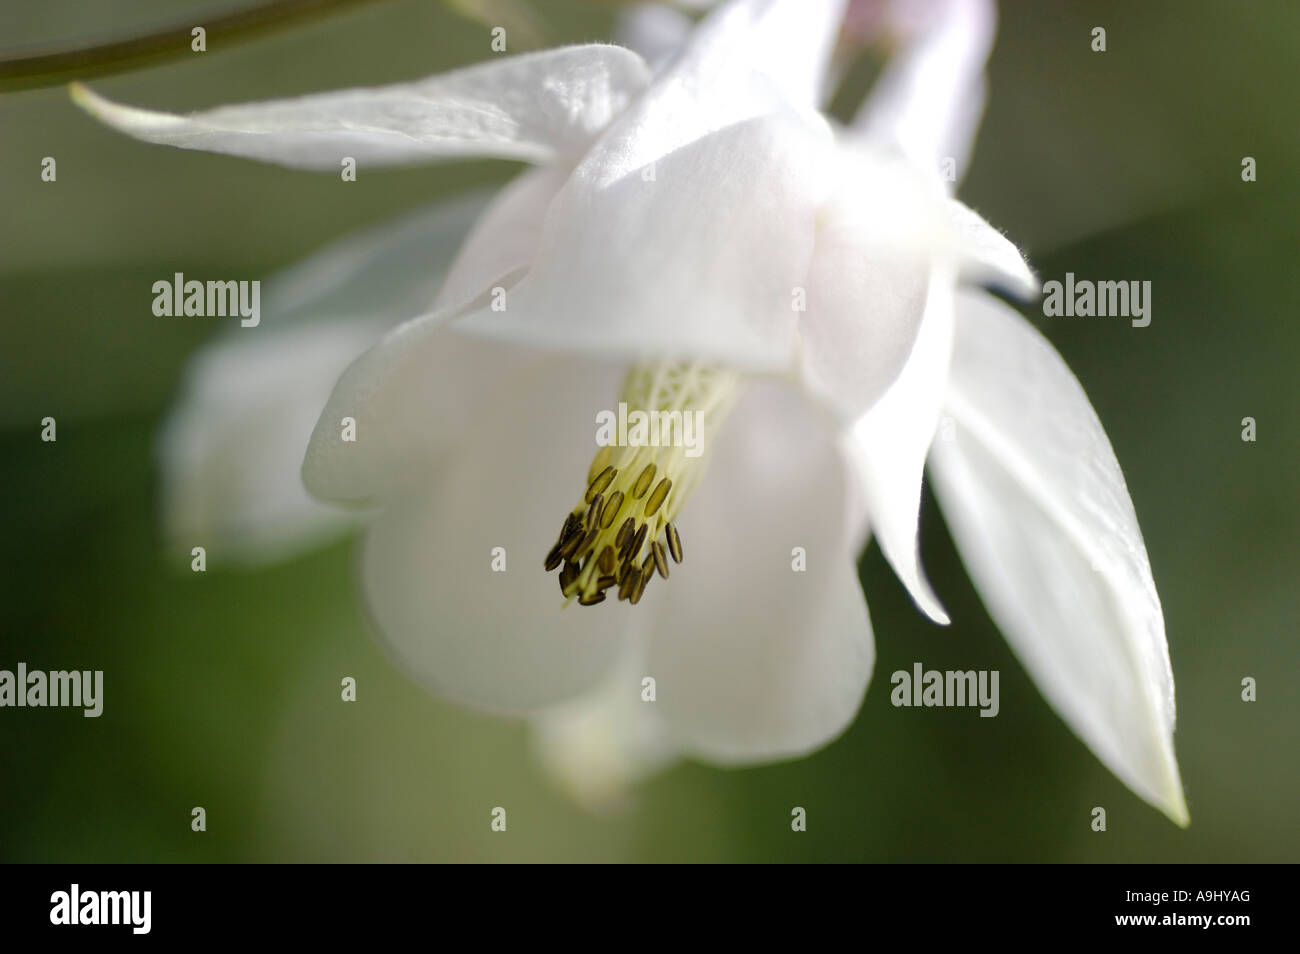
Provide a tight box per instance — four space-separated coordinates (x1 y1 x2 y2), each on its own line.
76 0 1186 824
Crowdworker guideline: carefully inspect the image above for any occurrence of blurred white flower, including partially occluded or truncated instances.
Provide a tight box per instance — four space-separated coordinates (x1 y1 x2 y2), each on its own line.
153 194 489 565
76 0 1185 824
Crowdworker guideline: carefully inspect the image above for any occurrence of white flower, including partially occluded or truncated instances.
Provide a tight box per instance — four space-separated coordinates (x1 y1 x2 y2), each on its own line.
76 0 1186 824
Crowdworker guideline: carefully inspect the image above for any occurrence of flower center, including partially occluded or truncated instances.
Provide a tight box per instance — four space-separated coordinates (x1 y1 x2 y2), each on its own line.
545 359 742 606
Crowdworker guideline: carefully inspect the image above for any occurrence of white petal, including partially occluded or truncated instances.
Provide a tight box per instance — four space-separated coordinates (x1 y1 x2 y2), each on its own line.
530 635 678 812
431 165 569 315
161 194 490 564
843 266 956 624
303 172 565 504
160 320 376 565
572 0 845 192
662 0 847 117
797 144 1021 423
443 1 849 365
825 168 1037 300
70 45 650 169
359 353 638 714
556 0 843 200
854 0 996 181
825 173 1038 299
302 325 550 504
645 379 874 763
929 291 1187 825
831 139 1035 301
453 112 831 368
800 214 931 420
948 200 1039 298
265 190 493 324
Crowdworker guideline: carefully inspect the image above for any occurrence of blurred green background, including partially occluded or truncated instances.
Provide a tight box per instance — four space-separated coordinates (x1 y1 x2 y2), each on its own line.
1 0 1296 862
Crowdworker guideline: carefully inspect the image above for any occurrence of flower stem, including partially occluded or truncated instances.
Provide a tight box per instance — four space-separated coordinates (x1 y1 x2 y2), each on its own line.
0 0 395 93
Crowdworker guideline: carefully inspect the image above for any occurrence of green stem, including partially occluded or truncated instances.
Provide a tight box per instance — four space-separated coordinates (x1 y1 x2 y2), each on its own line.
0 0 396 93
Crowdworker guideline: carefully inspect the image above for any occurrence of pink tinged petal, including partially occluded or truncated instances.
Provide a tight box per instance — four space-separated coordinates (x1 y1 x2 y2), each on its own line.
843 266 956 625
69 45 651 170
929 291 1187 825
453 113 832 368
854 0 996 181
646 380 874 763
358 354 637 714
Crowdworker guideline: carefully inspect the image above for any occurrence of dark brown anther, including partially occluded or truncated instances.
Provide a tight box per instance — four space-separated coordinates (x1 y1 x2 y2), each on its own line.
619 528 637 563
652 541 669 579
630 562 654 605
559 532 583 561
597 546 615 575
559 521 582 549
615 517 634 549
666 522 682 563
644 478 671 517
558 560 579 593
588 447 613 485
585 466 616 504
632 462 656 499
578 590 607 606
600 491 624 529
